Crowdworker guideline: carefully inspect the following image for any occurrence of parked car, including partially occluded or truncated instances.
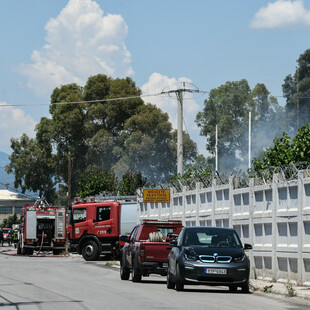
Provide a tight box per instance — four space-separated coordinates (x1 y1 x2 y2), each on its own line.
2 228 11 246
167 226 252 292
120 219 183 282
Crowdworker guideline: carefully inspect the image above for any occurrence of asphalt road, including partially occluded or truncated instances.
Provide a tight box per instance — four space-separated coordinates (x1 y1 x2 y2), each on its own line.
0 252 308 310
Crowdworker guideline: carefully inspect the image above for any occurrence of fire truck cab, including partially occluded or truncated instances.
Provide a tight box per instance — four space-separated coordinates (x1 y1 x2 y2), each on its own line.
68 197 137 261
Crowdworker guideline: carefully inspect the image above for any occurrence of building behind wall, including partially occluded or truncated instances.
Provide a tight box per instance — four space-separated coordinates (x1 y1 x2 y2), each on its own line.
0 189 36 224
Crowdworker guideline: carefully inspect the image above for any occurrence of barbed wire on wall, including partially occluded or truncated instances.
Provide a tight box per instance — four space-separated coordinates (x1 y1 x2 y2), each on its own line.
165 161 310 192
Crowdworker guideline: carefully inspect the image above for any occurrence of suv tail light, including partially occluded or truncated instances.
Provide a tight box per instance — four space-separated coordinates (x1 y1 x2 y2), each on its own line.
140 244 145 262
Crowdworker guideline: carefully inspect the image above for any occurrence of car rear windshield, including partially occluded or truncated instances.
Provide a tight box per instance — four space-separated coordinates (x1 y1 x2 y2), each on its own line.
183 228 242 248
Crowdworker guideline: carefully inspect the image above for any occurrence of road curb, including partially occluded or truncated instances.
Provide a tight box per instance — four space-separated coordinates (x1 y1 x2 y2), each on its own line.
250 279 310 303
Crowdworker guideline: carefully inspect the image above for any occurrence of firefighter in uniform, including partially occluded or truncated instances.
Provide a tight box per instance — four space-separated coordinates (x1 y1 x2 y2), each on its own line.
8 229 13 246
13 228 19 248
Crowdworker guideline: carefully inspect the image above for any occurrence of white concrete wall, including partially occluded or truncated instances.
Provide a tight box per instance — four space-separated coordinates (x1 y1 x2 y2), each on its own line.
137 170 310 285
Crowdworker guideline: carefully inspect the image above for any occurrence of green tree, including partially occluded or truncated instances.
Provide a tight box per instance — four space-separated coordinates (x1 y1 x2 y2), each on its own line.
7 75 198 201
196 79 252 170
118 171 148 196
251 83 285 160
185 154 214 171
0 215 20 228
85 75 144 136
77 165 118 198
49 83 87 195
252 123 310 172
120 103 197 183
292 123 310 162
196 79 284 171
5 133 58 201
282 49 310 132
84 75 145 172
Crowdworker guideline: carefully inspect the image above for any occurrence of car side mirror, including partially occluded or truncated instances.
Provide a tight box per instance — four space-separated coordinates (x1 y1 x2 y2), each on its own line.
244 243 252 250
120 235 129 243
169 240 178 247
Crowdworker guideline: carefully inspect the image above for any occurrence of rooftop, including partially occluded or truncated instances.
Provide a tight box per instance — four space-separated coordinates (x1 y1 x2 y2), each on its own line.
0 189 35 201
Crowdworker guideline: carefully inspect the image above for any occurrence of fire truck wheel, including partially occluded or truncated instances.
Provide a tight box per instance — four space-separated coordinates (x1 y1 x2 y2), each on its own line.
82 240 99 261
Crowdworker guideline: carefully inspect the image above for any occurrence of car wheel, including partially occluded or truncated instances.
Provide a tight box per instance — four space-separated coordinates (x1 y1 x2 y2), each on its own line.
132 258 141 282
175 264 184 291
229 285 238 292
241 280 250 293
82 240 99 261
120 259 130 280
167 268 175 289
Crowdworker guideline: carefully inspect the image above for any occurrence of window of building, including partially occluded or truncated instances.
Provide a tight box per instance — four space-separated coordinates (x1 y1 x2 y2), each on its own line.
14 207 22 214
0 206 13 214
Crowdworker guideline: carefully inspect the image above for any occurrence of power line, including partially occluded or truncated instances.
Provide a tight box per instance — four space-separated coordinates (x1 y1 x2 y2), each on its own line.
0 92 167 108
0 90 306 109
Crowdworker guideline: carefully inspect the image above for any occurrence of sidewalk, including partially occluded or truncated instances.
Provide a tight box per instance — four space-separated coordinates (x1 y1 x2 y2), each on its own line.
250 278 310 301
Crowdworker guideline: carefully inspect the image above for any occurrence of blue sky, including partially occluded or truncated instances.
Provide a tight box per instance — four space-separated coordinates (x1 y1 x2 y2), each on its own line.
0 0 309 155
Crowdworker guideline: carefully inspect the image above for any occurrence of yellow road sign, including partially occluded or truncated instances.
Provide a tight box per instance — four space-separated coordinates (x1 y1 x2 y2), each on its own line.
143 189 170 203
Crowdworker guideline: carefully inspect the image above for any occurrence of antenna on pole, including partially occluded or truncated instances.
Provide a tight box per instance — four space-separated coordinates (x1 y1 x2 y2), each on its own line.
161 82 204 176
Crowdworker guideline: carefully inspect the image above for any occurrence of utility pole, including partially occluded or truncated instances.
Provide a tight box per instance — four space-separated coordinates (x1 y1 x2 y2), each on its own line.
66 151 72 256
67 152 72 206
161 82 202 176
176 89 184 175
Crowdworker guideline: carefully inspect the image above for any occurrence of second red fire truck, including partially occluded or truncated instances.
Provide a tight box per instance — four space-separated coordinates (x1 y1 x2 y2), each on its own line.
17 198 67 255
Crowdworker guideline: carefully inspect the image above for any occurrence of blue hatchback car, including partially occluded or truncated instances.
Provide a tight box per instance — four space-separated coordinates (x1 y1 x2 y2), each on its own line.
167 226 252 292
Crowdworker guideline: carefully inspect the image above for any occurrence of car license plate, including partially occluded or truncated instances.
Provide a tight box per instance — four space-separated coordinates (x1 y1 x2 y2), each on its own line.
163 263 168 268
205 268 227 275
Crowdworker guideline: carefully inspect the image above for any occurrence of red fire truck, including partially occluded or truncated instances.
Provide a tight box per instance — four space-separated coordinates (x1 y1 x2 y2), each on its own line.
17 198 67 255
68 196 137 261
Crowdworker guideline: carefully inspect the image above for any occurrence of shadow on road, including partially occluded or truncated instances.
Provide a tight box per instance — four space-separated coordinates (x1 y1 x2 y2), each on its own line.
139 279 167 285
